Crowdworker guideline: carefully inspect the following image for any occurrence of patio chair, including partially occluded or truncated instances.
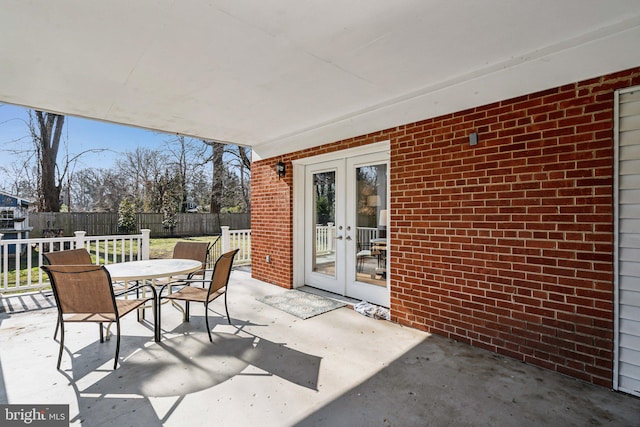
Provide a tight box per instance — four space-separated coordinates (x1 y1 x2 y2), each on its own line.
159 241 211 316
356 241 374 273
159 249 238 342
43 248 94 339
171 241 210 279
41 264 156 369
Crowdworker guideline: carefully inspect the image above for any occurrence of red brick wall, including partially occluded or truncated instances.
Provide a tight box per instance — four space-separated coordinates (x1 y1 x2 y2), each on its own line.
251 160 294 287
252 66 640 386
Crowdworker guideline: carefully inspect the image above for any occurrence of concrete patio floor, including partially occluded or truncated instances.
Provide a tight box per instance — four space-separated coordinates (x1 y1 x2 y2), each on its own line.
1 270 638 426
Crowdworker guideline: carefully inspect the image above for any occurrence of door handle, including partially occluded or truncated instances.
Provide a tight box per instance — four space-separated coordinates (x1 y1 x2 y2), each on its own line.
345 235 352 241
335 235 343 240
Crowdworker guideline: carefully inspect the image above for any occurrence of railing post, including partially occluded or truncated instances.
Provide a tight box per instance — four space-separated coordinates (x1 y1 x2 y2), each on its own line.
221 226 230 253
141 229 151 260
74 230 86 249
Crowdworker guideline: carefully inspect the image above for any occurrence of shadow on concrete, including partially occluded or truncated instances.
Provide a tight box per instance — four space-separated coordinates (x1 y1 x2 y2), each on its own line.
293 334 640 427
0 291 56 314
58 318 321 425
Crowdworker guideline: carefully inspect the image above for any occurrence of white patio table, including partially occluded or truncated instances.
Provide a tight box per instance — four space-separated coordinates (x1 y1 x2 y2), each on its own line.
105 258 202 342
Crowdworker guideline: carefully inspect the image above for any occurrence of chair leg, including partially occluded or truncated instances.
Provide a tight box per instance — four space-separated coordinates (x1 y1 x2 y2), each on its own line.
153 294 159 342
99 322 104 343
114 320 121 369
136 281 145 322
56 322 65 369
205 302 212 343
137 287 141 322
184 301 190 322
157 296 162 340
54 319 60 339
224 292 230 325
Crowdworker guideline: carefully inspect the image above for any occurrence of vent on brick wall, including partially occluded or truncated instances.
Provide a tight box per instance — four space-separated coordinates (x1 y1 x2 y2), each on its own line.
469 132 478 146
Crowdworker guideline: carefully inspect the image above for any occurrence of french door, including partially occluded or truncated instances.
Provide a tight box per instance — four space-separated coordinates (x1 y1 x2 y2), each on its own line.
304 151 389 306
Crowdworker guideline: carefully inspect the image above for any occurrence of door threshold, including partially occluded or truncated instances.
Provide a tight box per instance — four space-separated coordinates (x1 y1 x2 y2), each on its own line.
297 286 361 307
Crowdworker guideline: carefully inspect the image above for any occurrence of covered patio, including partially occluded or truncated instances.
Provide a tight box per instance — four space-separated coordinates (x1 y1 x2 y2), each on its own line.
0 270 638 426
2 0 640 416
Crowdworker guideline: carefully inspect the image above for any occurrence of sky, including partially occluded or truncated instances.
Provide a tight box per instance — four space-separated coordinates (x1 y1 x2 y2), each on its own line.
0 102 176 173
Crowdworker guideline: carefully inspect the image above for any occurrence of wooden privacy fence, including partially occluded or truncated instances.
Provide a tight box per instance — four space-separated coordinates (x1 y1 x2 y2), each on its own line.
29 212 250 238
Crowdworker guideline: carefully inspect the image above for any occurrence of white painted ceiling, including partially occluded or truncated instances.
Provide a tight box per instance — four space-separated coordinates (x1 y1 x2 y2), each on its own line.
1 1 639 159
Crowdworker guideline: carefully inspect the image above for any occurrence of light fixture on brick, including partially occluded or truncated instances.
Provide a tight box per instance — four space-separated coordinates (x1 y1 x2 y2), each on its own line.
275 161 286 179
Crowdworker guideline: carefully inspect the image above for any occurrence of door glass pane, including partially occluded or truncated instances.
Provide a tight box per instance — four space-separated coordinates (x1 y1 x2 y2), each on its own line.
313 171 336 277
354 164 387 287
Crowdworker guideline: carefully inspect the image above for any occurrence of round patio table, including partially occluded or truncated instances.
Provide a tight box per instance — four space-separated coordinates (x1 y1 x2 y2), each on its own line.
106 258 202 342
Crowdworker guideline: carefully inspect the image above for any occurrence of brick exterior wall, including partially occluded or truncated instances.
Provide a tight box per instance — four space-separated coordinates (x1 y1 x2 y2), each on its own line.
251 66 640 386
251 160 295 286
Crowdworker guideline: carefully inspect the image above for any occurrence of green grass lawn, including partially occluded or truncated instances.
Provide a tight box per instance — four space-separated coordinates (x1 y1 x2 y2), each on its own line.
149 236 222 260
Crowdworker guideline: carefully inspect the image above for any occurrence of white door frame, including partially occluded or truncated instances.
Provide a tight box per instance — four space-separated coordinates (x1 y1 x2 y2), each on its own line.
292 141 390 289
344 151 390 304
303 159 346 294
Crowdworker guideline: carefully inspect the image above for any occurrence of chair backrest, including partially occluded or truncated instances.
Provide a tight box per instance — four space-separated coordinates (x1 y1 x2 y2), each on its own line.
42 264 115 315
208 249 239 295
173 241 210 268
43 248 93 265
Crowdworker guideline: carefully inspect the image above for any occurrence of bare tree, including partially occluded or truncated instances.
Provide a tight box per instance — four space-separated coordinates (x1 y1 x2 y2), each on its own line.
207 142 225 214
116 147 167 210
26 110 106 212
70 169 99 211
200 140 251 214
0 106 35 191
70 168 128 212
224 144 251 211
163 135 207 213
30 111 65 211
0 162 38 200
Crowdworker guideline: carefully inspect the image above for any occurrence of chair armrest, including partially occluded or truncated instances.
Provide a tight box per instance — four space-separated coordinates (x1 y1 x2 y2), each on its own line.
115 282 157 300
158 269 214 296
187 268 206 279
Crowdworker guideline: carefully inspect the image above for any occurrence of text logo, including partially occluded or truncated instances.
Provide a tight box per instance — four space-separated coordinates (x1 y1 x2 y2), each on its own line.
0 405 68 426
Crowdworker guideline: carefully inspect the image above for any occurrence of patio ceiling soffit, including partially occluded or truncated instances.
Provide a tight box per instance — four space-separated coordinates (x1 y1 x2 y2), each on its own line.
0 1 639 160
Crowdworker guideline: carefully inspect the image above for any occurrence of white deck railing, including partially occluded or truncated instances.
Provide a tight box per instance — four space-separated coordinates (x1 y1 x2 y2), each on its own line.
0 230 150 294
315 225 378 253
221 226 251 265
357 227 378 247
315 224 335 254
1 225 374 294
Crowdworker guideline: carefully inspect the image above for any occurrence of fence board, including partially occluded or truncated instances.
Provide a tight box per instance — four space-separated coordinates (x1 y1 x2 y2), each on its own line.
29 212 250 238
